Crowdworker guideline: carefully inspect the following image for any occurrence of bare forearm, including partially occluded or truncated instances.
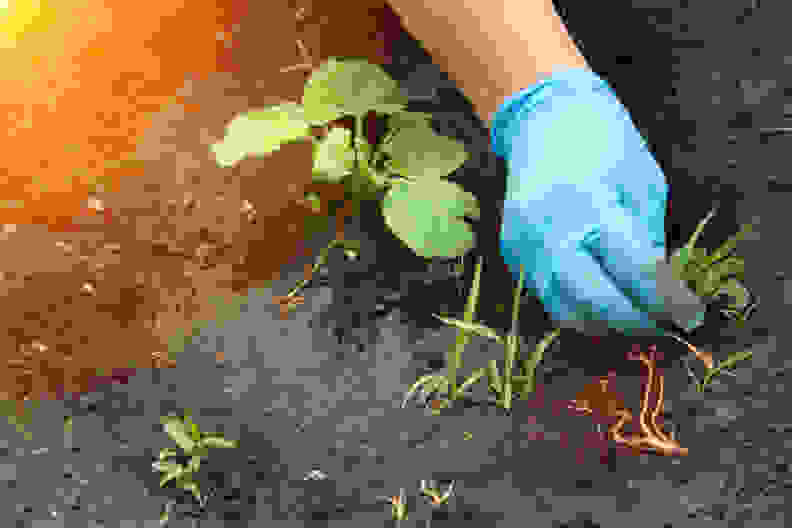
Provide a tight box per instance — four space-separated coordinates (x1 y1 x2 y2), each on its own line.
386 0 588 126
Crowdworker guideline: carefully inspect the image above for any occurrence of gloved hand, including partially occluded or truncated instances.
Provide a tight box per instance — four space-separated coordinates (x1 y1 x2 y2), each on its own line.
491 67 704 337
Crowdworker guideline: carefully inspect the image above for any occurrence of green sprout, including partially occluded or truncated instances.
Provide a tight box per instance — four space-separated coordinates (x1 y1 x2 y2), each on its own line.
419 479 456 506
376 487 408 522
153 409 238 516
402 255 562 412
666 206 759 391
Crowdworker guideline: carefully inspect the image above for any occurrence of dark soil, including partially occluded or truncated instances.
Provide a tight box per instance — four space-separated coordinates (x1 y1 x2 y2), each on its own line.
1 1 790 527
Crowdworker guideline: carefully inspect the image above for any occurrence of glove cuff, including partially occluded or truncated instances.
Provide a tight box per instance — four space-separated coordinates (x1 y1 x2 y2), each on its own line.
489 67 611 160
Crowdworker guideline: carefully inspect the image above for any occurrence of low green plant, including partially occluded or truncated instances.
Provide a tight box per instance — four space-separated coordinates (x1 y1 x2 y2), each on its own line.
665 207 759 391
153 409 238 523
419 479 456 506
376 487 408 523
211 56 479 261
401 255 562 412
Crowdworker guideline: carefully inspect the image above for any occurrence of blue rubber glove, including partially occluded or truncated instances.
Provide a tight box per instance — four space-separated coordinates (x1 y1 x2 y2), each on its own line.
491 67 702 338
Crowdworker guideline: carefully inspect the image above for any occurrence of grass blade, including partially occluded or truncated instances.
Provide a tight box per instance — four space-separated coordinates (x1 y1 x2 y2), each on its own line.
458 368 487 396
502 264 526 410
161 416 195 453
449 255 484 400
519 328 561 398
432 314 503 343
503 335 518 410
487 359 502 396
177 479 203 505
158 465 185 488
401 375 449 409
200 436 239 449
187 456 202 473
685 207 717 253
158 448 179 461
699 349 753 391
703 222 754 269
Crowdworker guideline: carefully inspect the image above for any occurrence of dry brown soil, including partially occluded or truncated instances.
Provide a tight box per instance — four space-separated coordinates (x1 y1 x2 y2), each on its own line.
0 0 404 412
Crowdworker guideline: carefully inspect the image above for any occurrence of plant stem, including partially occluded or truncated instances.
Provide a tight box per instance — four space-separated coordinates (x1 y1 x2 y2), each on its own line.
685 207 717 254
449 255 483 399
501 264 527 409
487 359 502 395
285 239 344 298
517 327 561 398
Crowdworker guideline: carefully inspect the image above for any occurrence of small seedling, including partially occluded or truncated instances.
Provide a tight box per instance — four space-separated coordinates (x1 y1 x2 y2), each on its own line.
665 207 759 391
419 479 456 506
402 255 562 412
153 409 238 517
376 487 408 522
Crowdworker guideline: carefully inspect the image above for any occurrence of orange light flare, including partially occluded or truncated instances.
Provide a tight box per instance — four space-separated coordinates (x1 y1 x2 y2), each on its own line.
0 0 244 230
567 344 688 457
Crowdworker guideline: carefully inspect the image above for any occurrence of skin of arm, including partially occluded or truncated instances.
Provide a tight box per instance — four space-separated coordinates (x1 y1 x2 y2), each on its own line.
385 0 589 126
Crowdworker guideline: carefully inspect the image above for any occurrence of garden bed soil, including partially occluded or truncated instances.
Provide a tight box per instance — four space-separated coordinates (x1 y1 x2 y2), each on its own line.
0 0 402 409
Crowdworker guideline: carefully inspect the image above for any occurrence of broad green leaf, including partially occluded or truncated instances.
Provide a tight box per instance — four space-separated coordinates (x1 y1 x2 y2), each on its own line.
211 104 311 168
432 314 503 343
200 436 238 449
380 124 469 180
302 58 408 123
161 417 196 452
386 111 434 133
382 179 479 258
312 127 356 182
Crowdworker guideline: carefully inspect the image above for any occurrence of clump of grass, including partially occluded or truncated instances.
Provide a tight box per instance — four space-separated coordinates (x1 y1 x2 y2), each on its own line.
664 206 759 391
402 254 561 413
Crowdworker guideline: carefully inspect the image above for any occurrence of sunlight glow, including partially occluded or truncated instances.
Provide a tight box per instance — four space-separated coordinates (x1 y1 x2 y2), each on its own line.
0 0 43 49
